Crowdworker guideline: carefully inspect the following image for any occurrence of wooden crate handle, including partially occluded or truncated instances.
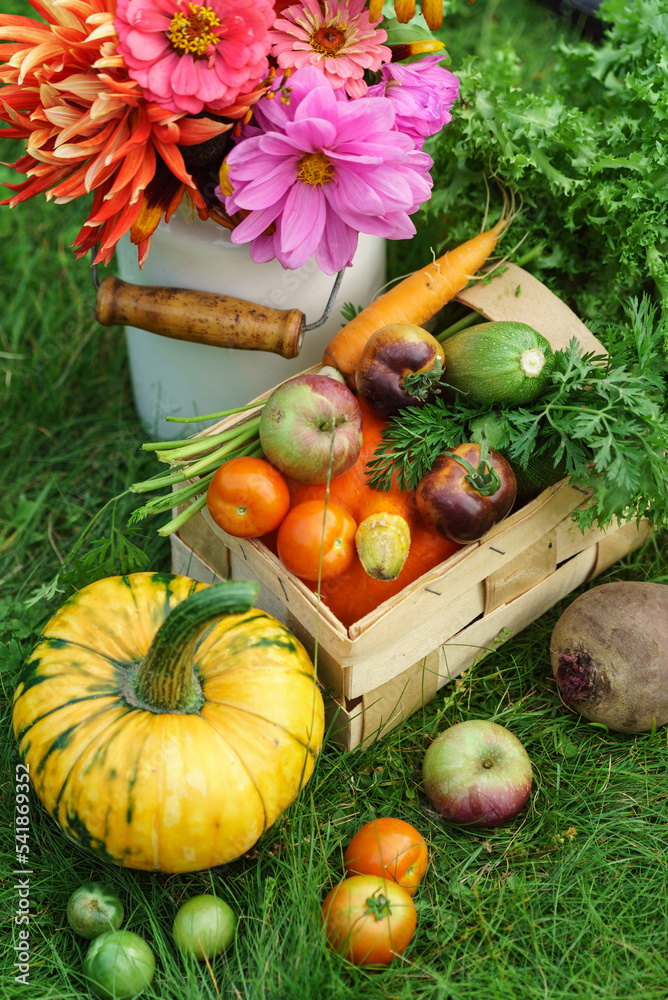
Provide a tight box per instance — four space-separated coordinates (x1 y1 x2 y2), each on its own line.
95 275 305 359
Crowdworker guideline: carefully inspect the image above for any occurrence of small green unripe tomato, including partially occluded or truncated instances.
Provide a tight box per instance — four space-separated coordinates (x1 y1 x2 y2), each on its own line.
173 894 237 961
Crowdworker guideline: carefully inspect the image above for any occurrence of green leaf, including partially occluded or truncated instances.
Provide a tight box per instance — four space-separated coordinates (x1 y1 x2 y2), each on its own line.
62 524 151 591
0 638 23 675
23 575 65 609
339 301 364 324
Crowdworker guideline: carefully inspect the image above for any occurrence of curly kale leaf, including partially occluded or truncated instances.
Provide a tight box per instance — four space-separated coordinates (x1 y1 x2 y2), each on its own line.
424 0 668 328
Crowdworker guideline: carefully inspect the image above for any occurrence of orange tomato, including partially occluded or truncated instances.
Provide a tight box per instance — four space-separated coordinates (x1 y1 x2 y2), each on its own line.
207 457 290 538
321 875 417 966
343 818 428 896
277 500 357 581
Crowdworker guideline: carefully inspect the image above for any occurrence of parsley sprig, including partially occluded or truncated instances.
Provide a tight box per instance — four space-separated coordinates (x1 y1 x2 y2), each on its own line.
366 297 668 532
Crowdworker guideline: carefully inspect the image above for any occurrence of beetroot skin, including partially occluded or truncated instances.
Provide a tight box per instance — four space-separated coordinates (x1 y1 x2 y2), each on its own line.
550 581 668 733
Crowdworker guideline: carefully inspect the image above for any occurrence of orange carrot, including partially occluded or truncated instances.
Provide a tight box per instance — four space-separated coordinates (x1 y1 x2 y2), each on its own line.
323 213 510 383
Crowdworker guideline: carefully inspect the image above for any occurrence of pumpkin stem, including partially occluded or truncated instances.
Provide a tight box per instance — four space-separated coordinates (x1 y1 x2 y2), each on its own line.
133 581 259 713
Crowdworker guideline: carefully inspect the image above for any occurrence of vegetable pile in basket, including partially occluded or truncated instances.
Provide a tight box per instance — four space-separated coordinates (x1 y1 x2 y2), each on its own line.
128 227 668 628
128 213 515 534
368 296 668 531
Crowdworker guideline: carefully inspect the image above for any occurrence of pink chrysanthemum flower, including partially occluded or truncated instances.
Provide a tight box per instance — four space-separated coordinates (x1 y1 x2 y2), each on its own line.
115 0 275 115
367 54 460 149
269 0 391 99
222 67 433 274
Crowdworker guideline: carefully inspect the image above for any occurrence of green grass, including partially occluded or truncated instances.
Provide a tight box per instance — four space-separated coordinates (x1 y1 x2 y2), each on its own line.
2 0 668 998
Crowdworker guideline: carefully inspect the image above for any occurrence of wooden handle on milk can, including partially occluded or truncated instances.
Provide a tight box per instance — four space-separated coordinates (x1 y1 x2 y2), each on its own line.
95 276 306 359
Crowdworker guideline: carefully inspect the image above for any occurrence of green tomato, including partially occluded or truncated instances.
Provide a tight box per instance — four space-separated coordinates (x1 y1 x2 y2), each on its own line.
173 894 236 961
67 882 124 940
83 929 155 999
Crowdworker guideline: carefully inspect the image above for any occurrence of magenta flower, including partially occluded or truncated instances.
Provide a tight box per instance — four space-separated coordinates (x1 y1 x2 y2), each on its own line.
367 55 460 148
269 0 391 99
222 67 433 274
114 0 275 115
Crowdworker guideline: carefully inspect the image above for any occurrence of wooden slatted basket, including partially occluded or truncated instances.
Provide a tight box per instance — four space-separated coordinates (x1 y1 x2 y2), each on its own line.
170 265 651 750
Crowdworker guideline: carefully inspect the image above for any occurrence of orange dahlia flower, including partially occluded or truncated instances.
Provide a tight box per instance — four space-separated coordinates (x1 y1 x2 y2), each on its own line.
0 0 266 265
368 0 443 31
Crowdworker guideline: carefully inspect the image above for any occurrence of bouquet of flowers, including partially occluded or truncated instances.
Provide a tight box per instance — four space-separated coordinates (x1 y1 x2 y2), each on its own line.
0 0 458 274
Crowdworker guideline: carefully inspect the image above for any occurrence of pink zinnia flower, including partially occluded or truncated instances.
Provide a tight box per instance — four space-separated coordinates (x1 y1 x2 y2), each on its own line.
0 0 245 266
367 55 460 149
222 67 433 274
115 0 275 115
269 0 391 99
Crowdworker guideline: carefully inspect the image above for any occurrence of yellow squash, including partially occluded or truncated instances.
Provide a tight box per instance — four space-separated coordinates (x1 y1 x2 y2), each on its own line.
12 573 325 873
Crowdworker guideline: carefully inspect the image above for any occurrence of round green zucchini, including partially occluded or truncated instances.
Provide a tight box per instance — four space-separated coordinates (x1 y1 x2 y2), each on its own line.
441 321 555 406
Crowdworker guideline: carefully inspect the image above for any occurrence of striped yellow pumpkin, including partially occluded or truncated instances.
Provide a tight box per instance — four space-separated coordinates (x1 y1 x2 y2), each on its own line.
12 573 324 873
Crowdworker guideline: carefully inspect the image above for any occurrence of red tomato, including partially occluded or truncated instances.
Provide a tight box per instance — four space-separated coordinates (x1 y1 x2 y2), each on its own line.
343 818 428 896
277 500 357 581
321 875 417 966
207 457 290 538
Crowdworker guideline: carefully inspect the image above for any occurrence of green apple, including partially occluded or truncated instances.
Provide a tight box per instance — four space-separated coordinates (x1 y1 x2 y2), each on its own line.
259 373 363 483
